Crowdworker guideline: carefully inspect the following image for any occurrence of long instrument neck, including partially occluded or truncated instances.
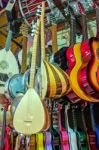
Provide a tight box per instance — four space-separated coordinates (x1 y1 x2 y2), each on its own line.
41 2 45 60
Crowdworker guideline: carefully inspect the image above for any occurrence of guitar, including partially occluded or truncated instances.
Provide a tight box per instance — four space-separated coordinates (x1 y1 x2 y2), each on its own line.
36 133 45 150
84 104 98 150
66 4 76 74
77 1 99 100
72 104 89 150
81 103 92 150
62 5 81 103
68 1 99 102
51 101 61 150
87 1 99 91
5 22 28 99
93 103 99 148
58 103 69 150
13 17 46 135
65 103 78 150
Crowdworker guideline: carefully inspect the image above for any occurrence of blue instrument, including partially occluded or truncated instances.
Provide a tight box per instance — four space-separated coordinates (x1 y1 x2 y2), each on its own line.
5 74 27 98
93 103 99 148
4 22 29 99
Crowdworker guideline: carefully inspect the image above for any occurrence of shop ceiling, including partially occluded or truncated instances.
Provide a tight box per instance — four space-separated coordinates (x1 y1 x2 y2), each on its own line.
0 0 98 51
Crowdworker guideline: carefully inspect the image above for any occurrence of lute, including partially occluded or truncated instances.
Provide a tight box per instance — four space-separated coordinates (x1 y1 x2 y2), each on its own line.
13 17 46 135
5 22 28 99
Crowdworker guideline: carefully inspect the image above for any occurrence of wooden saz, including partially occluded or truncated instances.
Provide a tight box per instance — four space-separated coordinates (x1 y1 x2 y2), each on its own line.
40 2 70 100
13 18 46 135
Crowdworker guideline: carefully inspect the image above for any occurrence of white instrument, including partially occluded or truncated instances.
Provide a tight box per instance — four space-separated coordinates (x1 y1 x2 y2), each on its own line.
13 10 46 135
0 30 19 94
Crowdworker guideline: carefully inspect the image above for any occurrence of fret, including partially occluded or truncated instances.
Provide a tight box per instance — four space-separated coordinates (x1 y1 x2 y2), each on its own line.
29 20 40 88
70 15 76 46
41 2 45 60
82 14 88 41
21 36 28 74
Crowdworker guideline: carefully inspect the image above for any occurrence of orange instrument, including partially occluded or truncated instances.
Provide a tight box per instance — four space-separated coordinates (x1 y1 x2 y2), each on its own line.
88 2 99 91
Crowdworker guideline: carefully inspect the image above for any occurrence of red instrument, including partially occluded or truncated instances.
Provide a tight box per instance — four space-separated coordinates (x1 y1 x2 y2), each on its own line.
58 104 69 150
66 5 81 103
66 5 76 74
77 1 99 99
87 1 99 91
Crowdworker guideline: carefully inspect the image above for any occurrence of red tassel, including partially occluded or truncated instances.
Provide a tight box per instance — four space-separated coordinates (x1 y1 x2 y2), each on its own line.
4 127 11 150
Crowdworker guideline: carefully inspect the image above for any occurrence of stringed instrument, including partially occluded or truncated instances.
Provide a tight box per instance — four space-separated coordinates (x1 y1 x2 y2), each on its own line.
0 29 19 94
58 103 69 150
22 1 70 100
66 4 76 74
84 104 98 150
38 1 70 100
5 22 28 99
14 15 51 133
93 103 99 148
65 103 78 150
68 1 99 102
51 101 61 150
72 104 89 150
65 5 82 103
87 1 99 91
0 2 19 94
77 1 99 99
13 17 46 135
81 103 92 150
44 99 52 150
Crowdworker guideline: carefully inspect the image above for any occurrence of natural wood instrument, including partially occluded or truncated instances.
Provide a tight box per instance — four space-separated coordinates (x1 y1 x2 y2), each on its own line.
40 2 70 100
13 17 46 135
